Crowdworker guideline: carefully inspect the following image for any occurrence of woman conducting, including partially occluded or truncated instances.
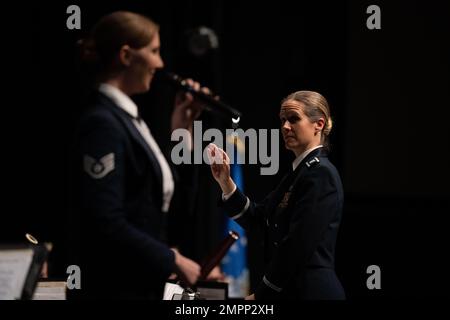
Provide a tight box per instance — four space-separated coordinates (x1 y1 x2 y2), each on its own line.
208 91 346 300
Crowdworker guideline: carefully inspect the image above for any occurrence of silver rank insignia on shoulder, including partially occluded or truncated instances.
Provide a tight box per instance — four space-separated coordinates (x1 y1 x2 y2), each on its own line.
305 156 320 168
83 153 115 179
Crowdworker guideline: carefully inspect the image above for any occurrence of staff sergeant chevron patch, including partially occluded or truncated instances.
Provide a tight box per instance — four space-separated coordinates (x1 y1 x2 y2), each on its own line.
83 153 115 179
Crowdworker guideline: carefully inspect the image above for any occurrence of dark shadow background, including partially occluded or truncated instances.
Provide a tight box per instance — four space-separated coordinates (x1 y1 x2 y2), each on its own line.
3 0 449 299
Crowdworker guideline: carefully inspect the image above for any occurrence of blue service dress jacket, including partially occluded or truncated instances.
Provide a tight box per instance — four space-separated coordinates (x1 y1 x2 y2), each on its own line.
70 91 197 299
220 148 345 300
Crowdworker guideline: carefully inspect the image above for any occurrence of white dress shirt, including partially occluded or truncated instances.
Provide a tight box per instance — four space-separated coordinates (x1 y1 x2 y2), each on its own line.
99 83 175 213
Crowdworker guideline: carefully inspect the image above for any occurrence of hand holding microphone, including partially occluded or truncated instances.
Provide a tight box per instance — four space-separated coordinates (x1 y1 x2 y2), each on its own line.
171 77 210 132
162 71 243 122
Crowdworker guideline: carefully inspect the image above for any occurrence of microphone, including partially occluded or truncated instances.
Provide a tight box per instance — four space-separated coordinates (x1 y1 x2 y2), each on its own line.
160 71 242 121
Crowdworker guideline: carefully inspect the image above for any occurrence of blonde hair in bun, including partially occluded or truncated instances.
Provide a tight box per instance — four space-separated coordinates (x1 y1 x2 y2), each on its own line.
282 90 333 147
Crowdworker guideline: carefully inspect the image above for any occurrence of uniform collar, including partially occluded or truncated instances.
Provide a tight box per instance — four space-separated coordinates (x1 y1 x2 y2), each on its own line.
98 83 139 119
292 145 323 171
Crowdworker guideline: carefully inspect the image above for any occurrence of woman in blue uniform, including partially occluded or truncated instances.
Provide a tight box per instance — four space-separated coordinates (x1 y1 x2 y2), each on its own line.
71 11 208 299
208 91 345 300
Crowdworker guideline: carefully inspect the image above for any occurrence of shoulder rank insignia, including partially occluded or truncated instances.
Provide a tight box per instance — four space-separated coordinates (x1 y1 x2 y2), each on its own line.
305 156 320 168
83 153 115 179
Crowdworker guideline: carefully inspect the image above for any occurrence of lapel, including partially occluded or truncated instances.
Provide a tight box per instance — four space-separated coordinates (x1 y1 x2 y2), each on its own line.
292 147 324 180
276 147 325 212
97 93 163 188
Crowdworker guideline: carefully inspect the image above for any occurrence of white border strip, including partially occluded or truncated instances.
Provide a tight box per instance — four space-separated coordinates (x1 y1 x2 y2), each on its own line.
230 197 250 220
263 276 282 292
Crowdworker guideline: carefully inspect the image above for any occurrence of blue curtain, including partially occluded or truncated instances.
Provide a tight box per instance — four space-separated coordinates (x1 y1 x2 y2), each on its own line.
220 136 250 298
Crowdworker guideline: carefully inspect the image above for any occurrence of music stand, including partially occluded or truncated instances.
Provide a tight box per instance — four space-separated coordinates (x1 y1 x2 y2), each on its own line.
0 244 49 300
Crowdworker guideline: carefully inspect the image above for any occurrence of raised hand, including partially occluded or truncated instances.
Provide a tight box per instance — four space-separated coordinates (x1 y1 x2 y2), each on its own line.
207 144 236 195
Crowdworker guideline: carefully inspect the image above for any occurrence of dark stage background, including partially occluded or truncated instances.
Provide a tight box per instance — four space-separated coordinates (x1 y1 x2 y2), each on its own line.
3 0 449 299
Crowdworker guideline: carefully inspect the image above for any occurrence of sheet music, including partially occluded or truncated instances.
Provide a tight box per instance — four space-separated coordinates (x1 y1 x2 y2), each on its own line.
32 281 66 300
0 248 34 300
162 282 184 300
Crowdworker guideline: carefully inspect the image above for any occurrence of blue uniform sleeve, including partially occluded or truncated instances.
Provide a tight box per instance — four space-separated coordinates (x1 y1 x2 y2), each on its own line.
219 186 280 231
219 173 291 230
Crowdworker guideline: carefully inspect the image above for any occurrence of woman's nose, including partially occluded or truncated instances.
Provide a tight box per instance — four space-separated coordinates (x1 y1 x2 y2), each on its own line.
282 120 291 131
156 55 164 69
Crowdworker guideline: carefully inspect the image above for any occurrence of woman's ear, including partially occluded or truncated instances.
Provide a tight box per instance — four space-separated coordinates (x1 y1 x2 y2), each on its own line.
315 118 325 133
118 45 132 66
